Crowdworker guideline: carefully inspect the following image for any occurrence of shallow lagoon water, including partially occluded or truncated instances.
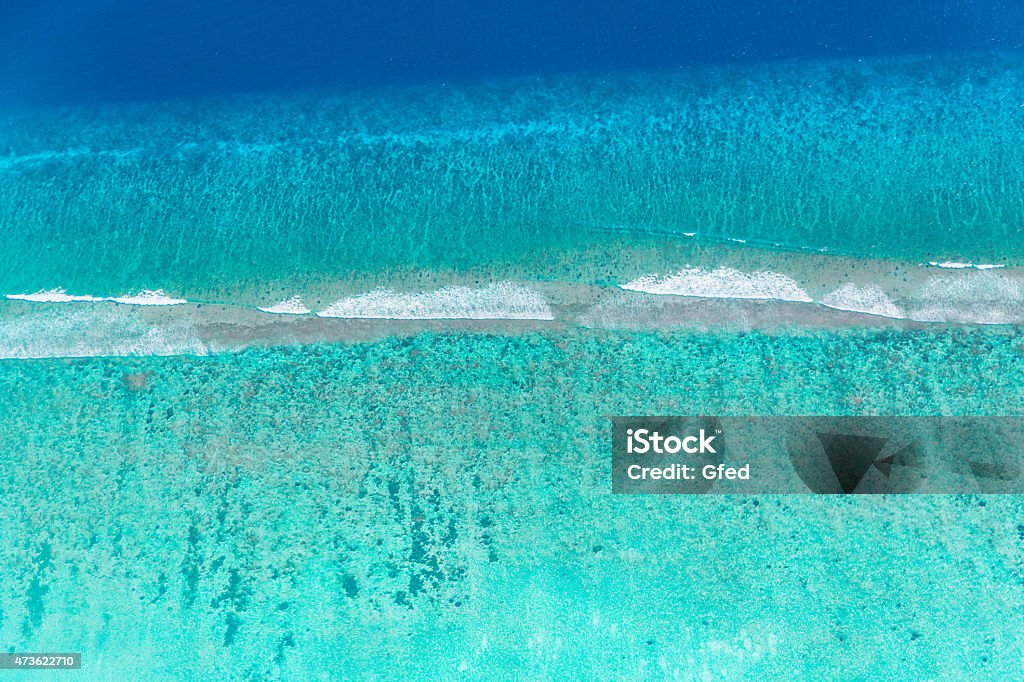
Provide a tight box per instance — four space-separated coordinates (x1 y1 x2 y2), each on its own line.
2 49 1024 680
4 330 1024 678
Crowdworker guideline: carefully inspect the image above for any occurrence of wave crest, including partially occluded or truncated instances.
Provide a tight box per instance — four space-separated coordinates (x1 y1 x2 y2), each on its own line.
258 296 311 315
620 267 812 302
317 282 554 320
820 283 905 319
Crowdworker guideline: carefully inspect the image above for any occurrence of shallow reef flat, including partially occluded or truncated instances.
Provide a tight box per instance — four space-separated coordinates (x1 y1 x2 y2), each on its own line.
2 52 1024 302
4 237 1024 359
2 330 1024 678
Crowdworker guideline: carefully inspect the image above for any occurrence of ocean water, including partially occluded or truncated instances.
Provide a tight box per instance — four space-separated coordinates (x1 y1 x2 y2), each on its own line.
3 331 1024 679
3 1 1024 679
3 53 1024 304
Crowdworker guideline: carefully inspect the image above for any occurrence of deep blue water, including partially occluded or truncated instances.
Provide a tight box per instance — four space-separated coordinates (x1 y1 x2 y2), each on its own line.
2 0 1024 107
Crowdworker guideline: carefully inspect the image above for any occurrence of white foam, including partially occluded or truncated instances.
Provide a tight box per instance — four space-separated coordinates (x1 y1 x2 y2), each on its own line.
5 288 186 306
258 296 311 315
928 261 1005 270
316 282 554 320
6 288 105 303
109 290 187 306
0 307 207 359
819 283 905 319
620 267 813 303
907 273 1024 325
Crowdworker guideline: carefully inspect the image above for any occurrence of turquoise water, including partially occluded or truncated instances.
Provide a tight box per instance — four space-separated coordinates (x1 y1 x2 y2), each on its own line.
2 53 1024 301
3 51 1024 680
3 329 1024 678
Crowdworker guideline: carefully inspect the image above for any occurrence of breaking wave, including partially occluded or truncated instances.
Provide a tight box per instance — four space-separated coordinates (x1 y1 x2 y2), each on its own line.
258 296 312 315
6 289 187 306
820 283 905 319
620 267 813 303
317 282 554 320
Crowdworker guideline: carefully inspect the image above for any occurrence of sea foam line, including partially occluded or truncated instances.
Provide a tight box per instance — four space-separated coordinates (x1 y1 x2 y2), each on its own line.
316 282 554 320
5 289 187 306
109 290 187 306
620 267 813 303
257 296 312 315
6 288 105 303
819 283 905 319
928 261 1005 270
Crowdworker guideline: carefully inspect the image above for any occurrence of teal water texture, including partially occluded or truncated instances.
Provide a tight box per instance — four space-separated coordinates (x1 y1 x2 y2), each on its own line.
3 50 1024 680
1 53 1024 301
3 329 1024 679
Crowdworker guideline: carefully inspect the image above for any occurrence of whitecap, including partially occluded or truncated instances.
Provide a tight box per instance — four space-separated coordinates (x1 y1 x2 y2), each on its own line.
928 261 1005 270
257 296 311 315
6 288 105 303
316 282 554 320
819 283 905 319
109 290 187 306
620 267 813 303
